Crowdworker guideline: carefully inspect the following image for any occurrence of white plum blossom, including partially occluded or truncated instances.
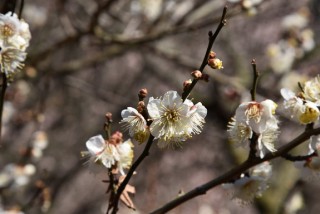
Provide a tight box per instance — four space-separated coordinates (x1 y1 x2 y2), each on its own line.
281 88 319 124
82 134 134 175
83 135 118 169
303 75 320 106
120 107 149 144
228 99 279 158
223 162 272 203
147 91 207 148
116 139 134 175
0 12 31 78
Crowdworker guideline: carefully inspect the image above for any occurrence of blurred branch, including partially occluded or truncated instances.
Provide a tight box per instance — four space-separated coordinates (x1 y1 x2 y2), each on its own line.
151 127 320 214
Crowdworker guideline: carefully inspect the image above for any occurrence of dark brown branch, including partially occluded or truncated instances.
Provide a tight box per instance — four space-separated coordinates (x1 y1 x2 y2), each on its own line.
250 59 259 101
0 73 7 145
281 151 317 161
150 127 320 214
182 6 227 101
108 135 155 214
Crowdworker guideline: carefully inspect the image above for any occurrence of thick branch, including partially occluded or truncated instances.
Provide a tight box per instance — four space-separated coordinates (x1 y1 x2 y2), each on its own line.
151 127 320 214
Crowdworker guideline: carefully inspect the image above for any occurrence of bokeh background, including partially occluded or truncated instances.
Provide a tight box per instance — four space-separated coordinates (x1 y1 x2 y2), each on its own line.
1 0 320 213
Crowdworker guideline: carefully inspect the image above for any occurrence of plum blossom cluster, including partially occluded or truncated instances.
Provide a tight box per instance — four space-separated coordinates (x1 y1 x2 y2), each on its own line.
228 99 279 158
280 76 320 124
121 90 207 148
82 132 134 175
267 8 314 74
223 162 272 203
0 12 31 79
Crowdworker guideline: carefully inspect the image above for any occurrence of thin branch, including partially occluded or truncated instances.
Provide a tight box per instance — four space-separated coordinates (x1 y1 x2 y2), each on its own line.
248 132 259 161
250 59 259 101
182 6 227 101
0 73 7 145
150 127 320 214
108 135 154 214
281 151 317 161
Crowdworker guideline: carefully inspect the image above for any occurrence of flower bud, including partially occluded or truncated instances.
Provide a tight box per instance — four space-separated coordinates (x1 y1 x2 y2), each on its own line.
137 101 145 113
183 79 192 91
209 51 217 59
105 112 113 123
208 58 223 69
191 70 202 79
138 88 148 100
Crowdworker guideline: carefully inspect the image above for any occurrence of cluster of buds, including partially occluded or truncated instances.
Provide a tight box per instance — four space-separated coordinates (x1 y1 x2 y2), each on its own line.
207 51 223 70
0 12 31 80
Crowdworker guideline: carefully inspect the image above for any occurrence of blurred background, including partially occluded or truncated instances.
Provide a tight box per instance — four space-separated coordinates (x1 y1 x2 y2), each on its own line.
0 0 320 213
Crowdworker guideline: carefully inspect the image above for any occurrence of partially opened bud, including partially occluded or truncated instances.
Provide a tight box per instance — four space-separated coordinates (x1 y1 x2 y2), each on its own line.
208 58 223 69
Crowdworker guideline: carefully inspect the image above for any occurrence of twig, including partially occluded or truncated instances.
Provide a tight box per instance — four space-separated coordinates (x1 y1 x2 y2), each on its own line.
248 132 259 161
250 59 259 101
108 135 155 214
281 151 317 161
181 6 227 101
150 127 320 214
0 73 7 145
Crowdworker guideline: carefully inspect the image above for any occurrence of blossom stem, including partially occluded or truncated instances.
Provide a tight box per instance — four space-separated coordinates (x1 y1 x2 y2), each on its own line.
0 73 7 145
248 132 259 161
18 0 24 19
150 127 320 214
181 6 227 101
109 135 155 214
250 59 260 101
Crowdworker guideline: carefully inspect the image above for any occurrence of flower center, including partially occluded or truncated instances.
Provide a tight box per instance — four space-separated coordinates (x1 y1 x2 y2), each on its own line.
2 24 14 37
164 109 180 122
245 103 263 123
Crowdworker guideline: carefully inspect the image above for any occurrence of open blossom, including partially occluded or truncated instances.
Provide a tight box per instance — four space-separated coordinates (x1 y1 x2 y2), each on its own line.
147 91 207 148
82 134 134 175
116 139 134 175
303 75 320 106
223 162 272 203
228 100 279 158
0 12 31 77
120 107 149 144
281 88 319 124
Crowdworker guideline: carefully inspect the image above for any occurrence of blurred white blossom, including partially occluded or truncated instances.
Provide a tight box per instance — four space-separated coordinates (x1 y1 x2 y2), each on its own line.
223 162 272 202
